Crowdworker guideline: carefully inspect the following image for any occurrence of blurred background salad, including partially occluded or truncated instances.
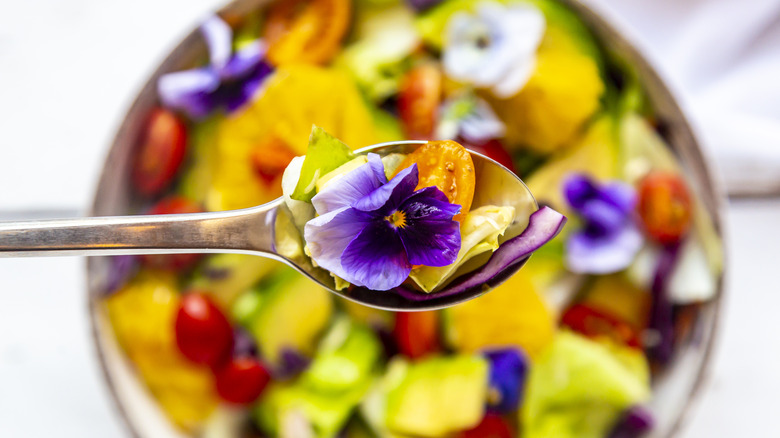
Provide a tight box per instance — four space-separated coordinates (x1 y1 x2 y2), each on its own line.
0 0 778 437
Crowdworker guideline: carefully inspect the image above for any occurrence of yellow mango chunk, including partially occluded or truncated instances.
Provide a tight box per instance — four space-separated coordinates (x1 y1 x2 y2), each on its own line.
445 271 555 359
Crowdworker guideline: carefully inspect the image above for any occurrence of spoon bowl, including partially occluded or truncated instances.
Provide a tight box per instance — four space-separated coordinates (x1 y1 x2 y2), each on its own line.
0 141 539 311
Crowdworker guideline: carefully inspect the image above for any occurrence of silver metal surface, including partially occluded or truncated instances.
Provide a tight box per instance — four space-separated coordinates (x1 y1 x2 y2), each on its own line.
0 141 535 311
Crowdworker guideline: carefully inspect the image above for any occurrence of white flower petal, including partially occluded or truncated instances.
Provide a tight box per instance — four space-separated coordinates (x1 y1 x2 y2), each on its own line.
443 13 490 81
200 16 233 70
492 55 536 98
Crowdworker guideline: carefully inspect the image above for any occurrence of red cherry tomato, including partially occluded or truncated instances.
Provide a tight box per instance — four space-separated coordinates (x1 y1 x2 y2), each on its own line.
140 197 203 271
459 414 513 438
637 172 692 244
463 138 516 173
175 292 234 367
561 304 641 348
394 311 440 360
398 63 442 140
132 108 187 196
215 357 272 404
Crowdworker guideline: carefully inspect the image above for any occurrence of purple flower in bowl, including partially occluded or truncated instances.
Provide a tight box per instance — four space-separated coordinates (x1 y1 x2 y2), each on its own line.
564 173 642 274
304 154 462 291
484 347 528 413
157 16 273 119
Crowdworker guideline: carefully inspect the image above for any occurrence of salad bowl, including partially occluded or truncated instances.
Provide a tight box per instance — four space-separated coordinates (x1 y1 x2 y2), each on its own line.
87 0 727 437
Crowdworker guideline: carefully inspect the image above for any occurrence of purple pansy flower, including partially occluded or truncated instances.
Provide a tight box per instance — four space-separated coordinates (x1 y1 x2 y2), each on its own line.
157 16 273 119
563 173 642 274
484 348 528 413
304 154 462 291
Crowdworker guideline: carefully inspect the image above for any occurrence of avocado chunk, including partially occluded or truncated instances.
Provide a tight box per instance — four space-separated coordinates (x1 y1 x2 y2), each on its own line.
255 319 382 437
521 331 650 438
248 268 334 365
383 355 489 437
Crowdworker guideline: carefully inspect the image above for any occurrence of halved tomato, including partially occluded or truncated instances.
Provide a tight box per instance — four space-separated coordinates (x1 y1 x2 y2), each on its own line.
132 108 187 196
463 138 516 173
175 292 234 368
263 0 351 66
394 311 440 360
215 357 272 404
398 63 442 140
637 172 692 244
393 140 475 222
458 414 513 438
561 304 642 348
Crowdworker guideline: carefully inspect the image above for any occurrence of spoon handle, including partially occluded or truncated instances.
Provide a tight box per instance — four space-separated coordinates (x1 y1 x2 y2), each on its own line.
0 204 278 258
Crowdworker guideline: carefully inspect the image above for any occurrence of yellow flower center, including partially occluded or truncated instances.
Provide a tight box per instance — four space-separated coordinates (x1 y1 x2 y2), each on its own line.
385 210 407 229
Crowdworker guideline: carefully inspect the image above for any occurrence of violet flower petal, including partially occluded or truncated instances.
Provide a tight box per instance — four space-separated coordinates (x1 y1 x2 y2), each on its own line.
311 158 388 214
219 41 266 80
157 68 219 119
200 15 233 70
352 164 419 214
304 207 373 286
484 348 528 413
566 224 643 274
579 199 626 237
599 181 637 215
341 221 411 291
367 153 388 185
219 59 272 113
103 255 138 295
563 173 597 209
398 188 461 267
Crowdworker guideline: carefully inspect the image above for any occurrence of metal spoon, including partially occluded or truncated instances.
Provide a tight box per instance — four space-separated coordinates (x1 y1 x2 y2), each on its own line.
0 141 537 311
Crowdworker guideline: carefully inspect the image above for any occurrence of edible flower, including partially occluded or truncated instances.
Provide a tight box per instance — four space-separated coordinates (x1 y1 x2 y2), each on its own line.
158 16 273 119
443 2 545 98
304 154 461 291
563 173 642 274
484 348 528 413
435 93 506 142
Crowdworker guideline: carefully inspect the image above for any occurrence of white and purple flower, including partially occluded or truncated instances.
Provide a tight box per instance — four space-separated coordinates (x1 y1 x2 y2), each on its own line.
304 154 462 291
157 16 273 119
435 93 506 142
564 174 642 274
443 2 545 98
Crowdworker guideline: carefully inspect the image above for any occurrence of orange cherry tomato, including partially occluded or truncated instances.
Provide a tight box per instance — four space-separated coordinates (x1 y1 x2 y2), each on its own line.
637 172 692 244
132 108 187 196
393 140 475 222
215 357 272 404
458 414 513 438
263 0 351 66
250 136 297 186
394 311 440 360
561 304 642 348
398 63 442 140
175 293 234 367
140 197 204 271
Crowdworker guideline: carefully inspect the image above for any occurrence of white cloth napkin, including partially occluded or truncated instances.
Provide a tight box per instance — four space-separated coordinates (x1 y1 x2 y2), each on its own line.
585 0 780 196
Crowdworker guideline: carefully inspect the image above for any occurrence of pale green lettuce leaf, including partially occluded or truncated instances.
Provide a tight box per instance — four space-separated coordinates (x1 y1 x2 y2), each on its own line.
522 331 651 438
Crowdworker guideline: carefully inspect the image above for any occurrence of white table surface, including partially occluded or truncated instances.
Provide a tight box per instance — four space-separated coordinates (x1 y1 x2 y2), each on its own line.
1 0 778 436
